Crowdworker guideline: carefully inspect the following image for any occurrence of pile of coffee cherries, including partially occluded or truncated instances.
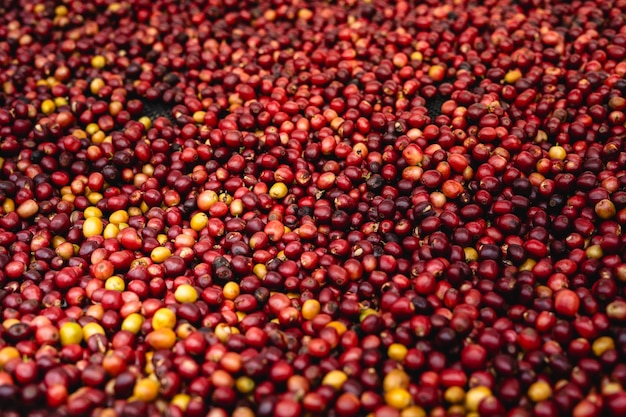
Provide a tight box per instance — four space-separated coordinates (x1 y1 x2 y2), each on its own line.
1 0 626 416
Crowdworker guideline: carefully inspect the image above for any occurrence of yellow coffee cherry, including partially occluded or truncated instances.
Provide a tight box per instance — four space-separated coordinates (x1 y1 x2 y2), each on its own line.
219 193 232 205
171 393 191 412
83 207 102 219
152 307 176 330
103 223 119 239
0 346 21 368
595 199 616 220
465 386 492 412
464 247 478 262
190 212 208 231
176 323 196 339
52 236 66 248
133 377 160 402
585 244 604 259
82 322 105 340
91 55 106 69
388 343 408 362
519 258 537 271
527 381 552 403
215 323 238 343
86 123 101 136
602 382 623 396
83 217 103 238
385 387 412 409
236 376 255 394
192 111 206 124
139 116 151 130
401 406 426 417
121 313 144 334
174 284 199 303
144 355 155 374
301 299 321 321
359 308 378 322
321 370 348 390
59 322 83 346
253 264 267 279
128 207 142 217
383 369 410 392
87 192 103 205
592 336 616 357
150 246 172 263
444 386 465 404
90 78 105 95
504 68 522 84
222 282 240 300
109 210 129 224
146 328 177 350
105 276 125 292
2 198 15 213
548 145 567 160
326 321 347 336
61 193 76 204
54 5 68 16
269 182 288 199
54 97 68 107
3 319 20 330
41 99 56 115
